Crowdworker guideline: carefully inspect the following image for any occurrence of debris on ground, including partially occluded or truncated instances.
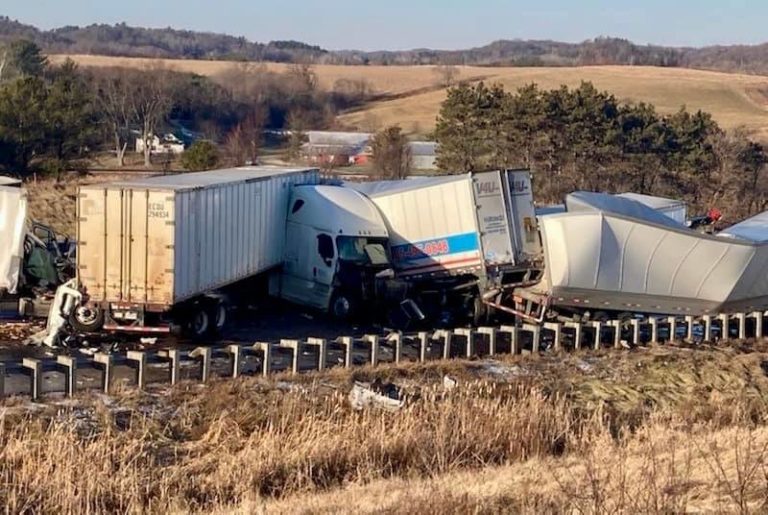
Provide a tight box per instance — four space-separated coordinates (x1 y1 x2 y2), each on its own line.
480 361 528 380
443 374 458 390
349 379 405 411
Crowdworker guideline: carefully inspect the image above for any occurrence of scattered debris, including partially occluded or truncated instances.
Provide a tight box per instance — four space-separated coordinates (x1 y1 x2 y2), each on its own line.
349 379 405 411
480 360 528 380
575 359 594 373
442 374 458 390
140 337 157 346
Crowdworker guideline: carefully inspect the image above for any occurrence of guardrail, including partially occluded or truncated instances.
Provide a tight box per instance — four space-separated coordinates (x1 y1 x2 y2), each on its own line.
0 311 764 401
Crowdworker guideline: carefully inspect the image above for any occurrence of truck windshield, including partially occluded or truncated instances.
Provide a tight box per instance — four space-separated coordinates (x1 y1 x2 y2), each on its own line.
337 236 388 265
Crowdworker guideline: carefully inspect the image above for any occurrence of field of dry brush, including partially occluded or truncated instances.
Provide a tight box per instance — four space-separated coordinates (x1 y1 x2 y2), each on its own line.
1 342 768 513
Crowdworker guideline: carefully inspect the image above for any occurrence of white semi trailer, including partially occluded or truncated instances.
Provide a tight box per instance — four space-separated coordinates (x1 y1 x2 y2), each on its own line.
350 169 543 324
70 167 321 337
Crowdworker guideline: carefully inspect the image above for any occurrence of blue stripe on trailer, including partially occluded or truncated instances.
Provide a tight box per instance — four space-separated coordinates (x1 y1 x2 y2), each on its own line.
391 232 480 265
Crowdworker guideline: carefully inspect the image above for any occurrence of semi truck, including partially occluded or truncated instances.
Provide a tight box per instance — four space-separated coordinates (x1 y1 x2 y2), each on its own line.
38 167 544 343
349 169 544 325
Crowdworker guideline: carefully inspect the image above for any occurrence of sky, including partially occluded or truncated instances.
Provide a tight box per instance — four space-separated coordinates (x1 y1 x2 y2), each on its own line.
2 0 767 51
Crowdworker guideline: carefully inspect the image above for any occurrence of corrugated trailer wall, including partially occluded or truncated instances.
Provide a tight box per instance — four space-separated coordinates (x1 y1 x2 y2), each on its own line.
78 168 318 309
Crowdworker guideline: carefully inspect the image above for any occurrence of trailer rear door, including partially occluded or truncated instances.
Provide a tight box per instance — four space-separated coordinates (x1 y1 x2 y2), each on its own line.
472 171 516 267
503 170 540 263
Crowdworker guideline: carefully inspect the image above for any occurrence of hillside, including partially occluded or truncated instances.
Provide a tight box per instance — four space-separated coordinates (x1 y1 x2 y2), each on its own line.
49 55 768 140
9 17 768 73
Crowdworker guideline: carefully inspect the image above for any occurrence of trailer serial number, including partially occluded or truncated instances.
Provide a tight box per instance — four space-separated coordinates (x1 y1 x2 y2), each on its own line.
148 203 170 219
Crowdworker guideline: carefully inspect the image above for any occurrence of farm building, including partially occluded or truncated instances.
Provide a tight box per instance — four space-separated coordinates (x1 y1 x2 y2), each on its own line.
409 141 438 170
303 131 372 166
135 133 185 155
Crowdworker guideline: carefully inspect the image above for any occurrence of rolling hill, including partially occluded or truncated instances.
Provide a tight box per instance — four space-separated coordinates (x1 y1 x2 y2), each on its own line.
49 55 768 140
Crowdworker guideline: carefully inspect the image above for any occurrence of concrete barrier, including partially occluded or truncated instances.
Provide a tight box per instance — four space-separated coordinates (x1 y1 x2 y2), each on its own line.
453 328 474 358
499 325 519 355
253 342 271 377
56 356 77 397
306 337 328 370
93 353 113 394
22 358 42 401
478 327 497 356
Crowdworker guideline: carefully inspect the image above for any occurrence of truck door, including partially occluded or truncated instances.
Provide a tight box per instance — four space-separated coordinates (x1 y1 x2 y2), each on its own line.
472 171 516 267
502 170 541 262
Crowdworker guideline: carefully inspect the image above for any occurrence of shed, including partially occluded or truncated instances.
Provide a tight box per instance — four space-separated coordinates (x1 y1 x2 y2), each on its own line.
409 141 438 170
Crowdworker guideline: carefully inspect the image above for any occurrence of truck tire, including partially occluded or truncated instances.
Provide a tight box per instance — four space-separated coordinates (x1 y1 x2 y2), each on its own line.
70 303 104 333
330 292 356 320
186 305 211 340
207 301 228 335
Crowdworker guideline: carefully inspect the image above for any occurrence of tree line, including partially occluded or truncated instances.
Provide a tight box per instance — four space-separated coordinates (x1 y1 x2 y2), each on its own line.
434 81 768 222
10 17 768 74
0 40 373 177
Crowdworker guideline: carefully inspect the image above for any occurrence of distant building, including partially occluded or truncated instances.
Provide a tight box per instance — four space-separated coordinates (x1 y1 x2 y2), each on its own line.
135 133 185 155
409 141 438 170
303 131 372 167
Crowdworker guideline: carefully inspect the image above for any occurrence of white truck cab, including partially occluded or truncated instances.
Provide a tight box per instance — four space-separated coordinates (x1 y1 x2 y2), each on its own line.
275 185 390 318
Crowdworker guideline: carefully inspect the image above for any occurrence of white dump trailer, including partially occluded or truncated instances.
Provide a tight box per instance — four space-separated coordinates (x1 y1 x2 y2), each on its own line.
351 170 543 323
73 167 319 335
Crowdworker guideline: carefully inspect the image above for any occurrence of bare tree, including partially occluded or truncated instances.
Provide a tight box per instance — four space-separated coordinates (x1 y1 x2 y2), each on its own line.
224 110 266 166
433 64 460 88
372 125 412 180
286 109 308 162
93 68 135 167
128 66 173 167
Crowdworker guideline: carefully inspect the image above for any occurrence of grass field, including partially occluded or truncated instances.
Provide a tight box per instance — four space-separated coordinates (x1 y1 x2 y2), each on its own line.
51 54 768 139
2 342 768 513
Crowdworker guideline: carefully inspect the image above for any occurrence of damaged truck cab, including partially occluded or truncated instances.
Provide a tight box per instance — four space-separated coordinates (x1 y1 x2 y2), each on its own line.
274 184 391 319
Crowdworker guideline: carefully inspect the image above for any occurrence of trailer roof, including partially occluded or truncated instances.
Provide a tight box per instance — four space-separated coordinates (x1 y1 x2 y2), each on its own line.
99 167 319 191
346 174 467 198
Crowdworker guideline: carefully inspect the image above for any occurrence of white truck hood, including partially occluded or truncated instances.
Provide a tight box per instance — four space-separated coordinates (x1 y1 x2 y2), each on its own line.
0 183 27 294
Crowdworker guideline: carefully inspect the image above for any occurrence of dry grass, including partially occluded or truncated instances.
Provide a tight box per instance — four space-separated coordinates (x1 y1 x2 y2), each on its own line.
0 344 768 513
49 54 768 139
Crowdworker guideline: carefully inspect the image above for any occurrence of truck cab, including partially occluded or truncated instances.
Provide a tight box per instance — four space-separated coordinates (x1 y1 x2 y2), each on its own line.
276 185 390 319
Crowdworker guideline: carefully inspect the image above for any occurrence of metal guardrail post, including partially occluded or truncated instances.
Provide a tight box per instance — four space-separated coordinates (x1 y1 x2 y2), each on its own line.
280 340 301 374
630 319 640 346
340 337 354 368
386 332 403 364
649 318 659 344
168 349 182 385
56 356 77 397
478 327 497 356
543 322 562 351
93 353 113 394
454 328 474 358
522 324 540 354
589 321 602 350
607 320 621 349
227 344 243 378
702 315 713 342
253 342 271 377
307 337 328 370
417 332 429 362
736 313 747 340
362 335 380 366
752 311 764 339
564 322 582 350
499 325 519 355
667 317 677 343
434 330 452 360
22 358 42 401
718 314 729 340
126 351 147 390
189 347 212 383
685 316 695 342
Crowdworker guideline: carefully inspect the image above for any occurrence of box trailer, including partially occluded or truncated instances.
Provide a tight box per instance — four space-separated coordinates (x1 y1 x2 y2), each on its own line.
352 170 543 324
73 167 319 335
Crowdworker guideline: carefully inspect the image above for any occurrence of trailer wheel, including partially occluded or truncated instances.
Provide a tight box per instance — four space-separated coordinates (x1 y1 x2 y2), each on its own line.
208 301 228 335
187 306 210 340
70 304 104 333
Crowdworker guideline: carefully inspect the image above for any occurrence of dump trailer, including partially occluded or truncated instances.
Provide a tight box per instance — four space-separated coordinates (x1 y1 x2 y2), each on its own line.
72 167 319 336
351 169 543 324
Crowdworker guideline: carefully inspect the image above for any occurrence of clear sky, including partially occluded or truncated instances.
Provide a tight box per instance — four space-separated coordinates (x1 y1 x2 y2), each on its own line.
2 0 766 51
